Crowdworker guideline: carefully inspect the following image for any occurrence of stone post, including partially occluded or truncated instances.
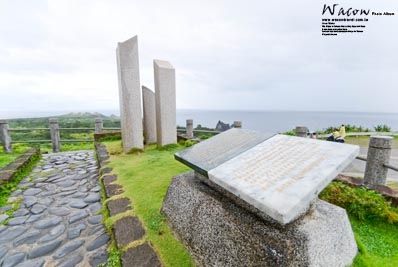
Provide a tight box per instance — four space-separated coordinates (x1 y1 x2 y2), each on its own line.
154 59 177 147
49 118 61 153
364 136 393 186
95 118 103 134
142 86 157 144
116 36 144 152
295 126 308 138
186 119 193 139
0 120 12 153
233 121 242 128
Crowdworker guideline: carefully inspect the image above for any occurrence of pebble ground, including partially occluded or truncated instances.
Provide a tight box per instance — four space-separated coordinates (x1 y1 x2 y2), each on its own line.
0 151 108 267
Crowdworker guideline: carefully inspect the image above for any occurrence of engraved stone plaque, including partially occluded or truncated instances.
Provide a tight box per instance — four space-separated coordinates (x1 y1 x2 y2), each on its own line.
175 128 272 175
175 130 359 225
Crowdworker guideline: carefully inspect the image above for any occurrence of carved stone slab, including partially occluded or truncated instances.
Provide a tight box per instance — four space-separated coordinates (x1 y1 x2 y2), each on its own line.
175 130 359 225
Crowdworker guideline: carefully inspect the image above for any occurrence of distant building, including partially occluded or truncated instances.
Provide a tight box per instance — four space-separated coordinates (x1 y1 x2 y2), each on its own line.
215 120 230 132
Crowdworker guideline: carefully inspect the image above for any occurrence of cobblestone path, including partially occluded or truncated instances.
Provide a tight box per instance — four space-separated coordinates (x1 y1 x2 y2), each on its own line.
0 151 108 267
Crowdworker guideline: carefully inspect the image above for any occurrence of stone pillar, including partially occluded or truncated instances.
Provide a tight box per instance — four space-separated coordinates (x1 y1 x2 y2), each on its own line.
95 118 103 134
142 86 157 144
116 36 144 152
295 126 308 138
364 136 393 186
154 59 177 147
0 120 12 153
49 118 61 153
233 121 242 128
186 119 193 139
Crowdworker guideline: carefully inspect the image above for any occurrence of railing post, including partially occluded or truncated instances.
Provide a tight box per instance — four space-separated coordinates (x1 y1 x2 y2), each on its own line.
186 119 193 139
233 121 242 128
49 118 61 153
364 136 393 187
295 126 308 138
95 118 103 134
0 120 12 153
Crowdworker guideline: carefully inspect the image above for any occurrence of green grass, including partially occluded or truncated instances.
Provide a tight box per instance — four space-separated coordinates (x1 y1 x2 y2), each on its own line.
320 181 398 266
0 150 40 208
103 141 193 267
0 144 30 168
345 136 398 149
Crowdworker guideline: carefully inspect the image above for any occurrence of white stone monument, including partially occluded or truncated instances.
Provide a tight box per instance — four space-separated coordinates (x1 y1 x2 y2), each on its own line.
154 59 176 147
142 86 157 144
164 129 360 266
116 36 144 152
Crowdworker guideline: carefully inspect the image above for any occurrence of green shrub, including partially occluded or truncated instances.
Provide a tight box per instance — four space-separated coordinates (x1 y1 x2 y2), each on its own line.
374 124 391 132
320 181 398 223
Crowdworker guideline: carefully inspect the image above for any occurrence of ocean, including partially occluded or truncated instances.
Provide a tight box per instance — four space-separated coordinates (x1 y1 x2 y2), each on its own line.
2 110 398 135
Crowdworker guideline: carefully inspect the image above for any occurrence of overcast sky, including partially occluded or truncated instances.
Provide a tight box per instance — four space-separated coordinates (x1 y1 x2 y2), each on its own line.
0 0 397 117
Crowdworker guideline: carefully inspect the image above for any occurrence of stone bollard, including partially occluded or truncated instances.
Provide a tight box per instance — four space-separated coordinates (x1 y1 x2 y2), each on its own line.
364 136 393 186
186 119 194 139
95 118 103 134
233 121 242 128
295 126 308 138
49 118 61 153
0 120 12 153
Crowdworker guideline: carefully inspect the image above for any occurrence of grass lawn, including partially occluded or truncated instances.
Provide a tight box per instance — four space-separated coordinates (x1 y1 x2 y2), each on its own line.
103 140 194 267
104 140 398 267
0 144 30 168
345 136 398 148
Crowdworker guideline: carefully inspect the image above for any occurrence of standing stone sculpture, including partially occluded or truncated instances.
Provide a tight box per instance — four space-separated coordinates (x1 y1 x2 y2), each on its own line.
95 118 103 134
364 136 393 186
0 120 12 153
186 119 193 139
116 36 144 152
142 86 157 144
154 59 176 147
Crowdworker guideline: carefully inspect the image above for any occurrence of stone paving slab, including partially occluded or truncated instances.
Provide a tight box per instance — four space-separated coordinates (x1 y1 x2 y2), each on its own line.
122 242 161 267
0 151 109 266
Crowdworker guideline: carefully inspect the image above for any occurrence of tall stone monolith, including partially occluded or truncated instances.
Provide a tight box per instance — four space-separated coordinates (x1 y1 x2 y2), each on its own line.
142 86 157 144
116 36 144 152
0 120 12 153
49 118 61 153
154 59 176 147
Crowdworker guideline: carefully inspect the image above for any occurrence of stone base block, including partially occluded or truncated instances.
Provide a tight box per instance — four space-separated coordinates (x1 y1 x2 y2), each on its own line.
162 172 357 267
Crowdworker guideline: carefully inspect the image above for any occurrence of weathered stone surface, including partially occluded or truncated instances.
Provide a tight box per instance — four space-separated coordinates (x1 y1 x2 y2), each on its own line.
13 208 30 217
142 86 157 144
89 202 102 214
0 214 9 223
122 243 161 267
87 233 109 251
2 252 25 267
0 227 27 242
34 216 62 229
67 223 86 239
23 188 41 196
154 59 177 147
48 207 71 216
107 198 131 216
68 210 89 224
15 258 45 267
88 215 103 225
162 172 357 267
39 224 66 243
31 204 47 214
7 216 29 226
175 128 270 174
29 239 62 258
57 253 83 267
364 136 393 186
14 229 41 246
53 239 85 259
103 175 117 185
105 184 124 197
49 118 61 152
84 193 101 203
0 245 7 259
114 216 145 247
69 199 88 209
116 35 144 152
88 247 108 266
24 196 37 208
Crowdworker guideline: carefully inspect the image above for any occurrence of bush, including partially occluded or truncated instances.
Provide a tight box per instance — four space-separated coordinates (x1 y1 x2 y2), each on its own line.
374 124 391 132
320 181 398 223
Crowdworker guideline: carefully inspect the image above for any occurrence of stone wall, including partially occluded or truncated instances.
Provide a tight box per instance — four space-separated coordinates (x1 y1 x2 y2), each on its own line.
0 148 40 184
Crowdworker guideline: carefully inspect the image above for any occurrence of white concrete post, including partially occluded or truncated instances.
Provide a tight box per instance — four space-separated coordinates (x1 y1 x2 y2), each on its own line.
233 121 242 128
364 136 393 186
0 120 12 153
186 119 193 139
154 59 177 147
49 118 61 153
142 86 157 144
95 118 103 134
116 35 144 152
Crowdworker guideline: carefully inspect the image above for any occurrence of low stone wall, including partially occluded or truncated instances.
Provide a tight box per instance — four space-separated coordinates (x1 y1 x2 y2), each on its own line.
94 131 121 142
0 148 40 184
94 142 161 267
336 174 398 206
